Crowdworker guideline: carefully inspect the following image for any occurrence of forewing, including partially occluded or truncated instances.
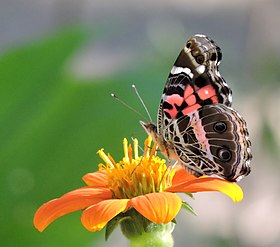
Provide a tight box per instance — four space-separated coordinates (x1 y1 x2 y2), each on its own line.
158 35 232 134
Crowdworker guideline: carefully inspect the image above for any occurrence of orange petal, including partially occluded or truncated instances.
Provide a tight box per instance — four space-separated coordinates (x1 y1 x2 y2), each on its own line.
82 171 108 187
171 165 197 185
130 192 182 224
63 187 112 197
167 177 243 202
81 199 129 232
34 187 112 232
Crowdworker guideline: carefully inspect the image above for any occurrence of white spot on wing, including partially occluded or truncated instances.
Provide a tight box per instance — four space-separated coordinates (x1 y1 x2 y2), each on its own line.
194 34 206 38
228 94 233 103
170 66 193 78
171 66 182 74
183 68 193 78
196 65 205 74
183 46 190 53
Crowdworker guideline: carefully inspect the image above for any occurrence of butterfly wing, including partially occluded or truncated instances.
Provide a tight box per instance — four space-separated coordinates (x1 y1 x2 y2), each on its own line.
142 34 251 181
154 34 251 181
158 34 232 134
163 104 251 181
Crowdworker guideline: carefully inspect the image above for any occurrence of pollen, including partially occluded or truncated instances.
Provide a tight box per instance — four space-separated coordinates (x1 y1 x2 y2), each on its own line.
97 136 175 199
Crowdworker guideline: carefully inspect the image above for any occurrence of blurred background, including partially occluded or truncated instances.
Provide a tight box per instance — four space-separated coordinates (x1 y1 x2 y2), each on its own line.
1 0 280 246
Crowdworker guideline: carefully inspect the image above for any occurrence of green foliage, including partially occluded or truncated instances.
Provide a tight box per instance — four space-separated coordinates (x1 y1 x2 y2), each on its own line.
0 29 109 247
0 26 166 247
181 201 197 216
105 214 131 241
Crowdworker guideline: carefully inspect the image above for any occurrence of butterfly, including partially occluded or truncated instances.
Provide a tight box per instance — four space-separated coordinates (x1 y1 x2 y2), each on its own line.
141 34 252 182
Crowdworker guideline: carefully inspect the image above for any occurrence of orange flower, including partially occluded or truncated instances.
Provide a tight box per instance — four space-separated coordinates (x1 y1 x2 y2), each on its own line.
33 136 243 233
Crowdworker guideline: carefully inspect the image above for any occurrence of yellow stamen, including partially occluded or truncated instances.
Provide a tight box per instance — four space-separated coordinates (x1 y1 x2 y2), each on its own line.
133 138 138 159
97 149 115 168
144 136 152 157
128 145 133 163
98 137 175 199
123 138 129 163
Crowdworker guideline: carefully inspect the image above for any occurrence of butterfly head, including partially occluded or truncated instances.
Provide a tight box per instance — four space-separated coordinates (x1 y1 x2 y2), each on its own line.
140 121 157 140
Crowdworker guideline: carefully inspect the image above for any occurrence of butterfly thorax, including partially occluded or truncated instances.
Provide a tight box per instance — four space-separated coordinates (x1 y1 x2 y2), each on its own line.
140 121 178 162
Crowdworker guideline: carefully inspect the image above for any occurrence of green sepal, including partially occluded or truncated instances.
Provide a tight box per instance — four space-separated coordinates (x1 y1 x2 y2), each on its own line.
105 213 131 241
183 192 194 199
171 218 177 224
181 201 197 216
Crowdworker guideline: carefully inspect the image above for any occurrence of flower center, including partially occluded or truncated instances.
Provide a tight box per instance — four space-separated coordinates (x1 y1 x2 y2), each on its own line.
97 137 175 199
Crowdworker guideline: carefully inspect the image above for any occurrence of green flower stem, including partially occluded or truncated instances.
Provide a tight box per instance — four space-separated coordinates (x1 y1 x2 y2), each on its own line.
120 209 175 247
129 227 174 247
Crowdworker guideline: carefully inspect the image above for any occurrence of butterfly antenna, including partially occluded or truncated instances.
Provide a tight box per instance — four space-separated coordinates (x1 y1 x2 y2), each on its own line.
132 84 153 122
111 93 146 119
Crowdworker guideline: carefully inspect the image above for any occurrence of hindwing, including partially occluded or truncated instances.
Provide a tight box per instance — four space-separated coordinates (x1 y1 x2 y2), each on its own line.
164 104 251 181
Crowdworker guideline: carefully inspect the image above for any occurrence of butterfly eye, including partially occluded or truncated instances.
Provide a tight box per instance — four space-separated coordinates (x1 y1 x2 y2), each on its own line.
186 41 192 48
196 55 205 64
218 148 232 162
213 121 227 133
